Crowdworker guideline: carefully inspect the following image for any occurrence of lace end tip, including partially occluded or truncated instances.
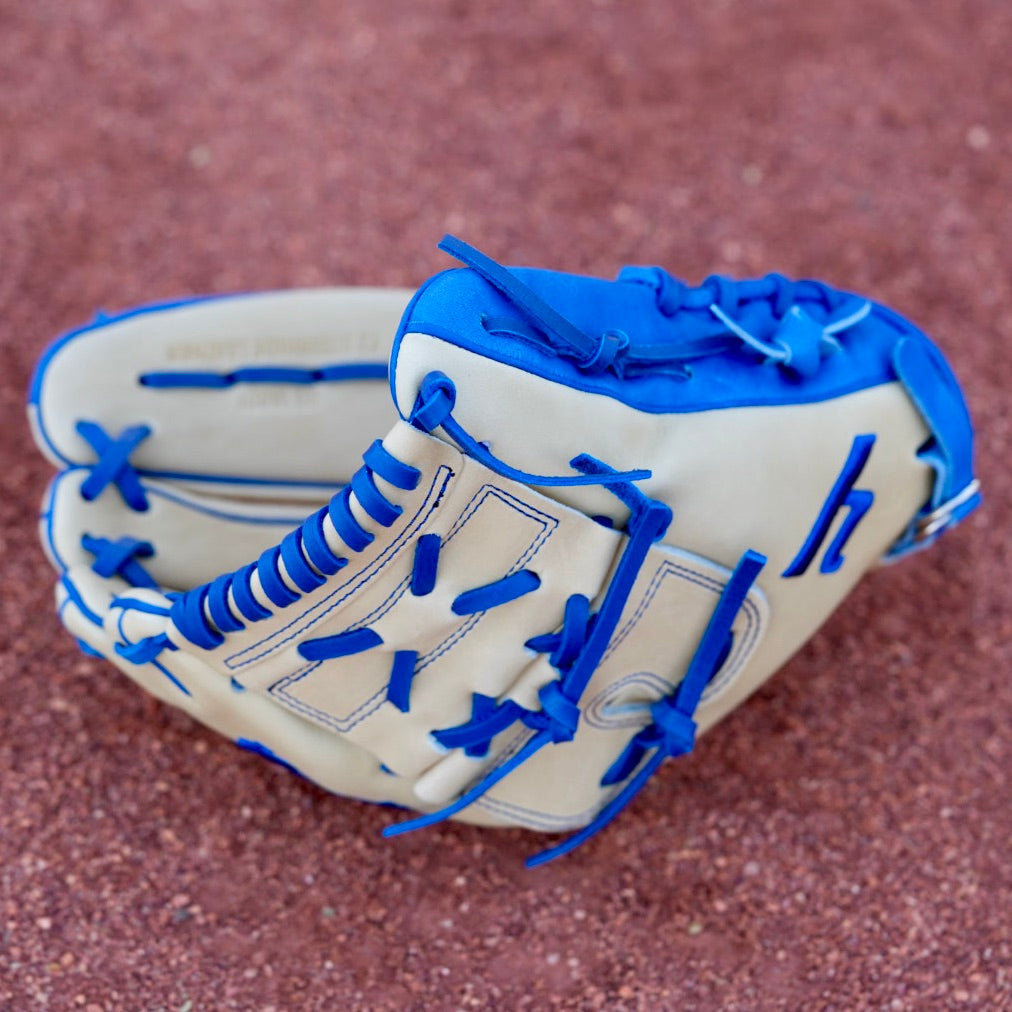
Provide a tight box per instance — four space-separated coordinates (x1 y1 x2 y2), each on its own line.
524 850 556 870
383 811 445 838
525 839 578 868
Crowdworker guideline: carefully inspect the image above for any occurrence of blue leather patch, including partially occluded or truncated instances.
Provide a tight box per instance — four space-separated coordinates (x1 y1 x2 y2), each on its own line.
782 434 876 578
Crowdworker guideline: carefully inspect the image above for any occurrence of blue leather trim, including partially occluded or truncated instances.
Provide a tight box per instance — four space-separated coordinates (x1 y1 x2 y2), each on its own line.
235 737 304 778
892 337 975 505
126 470 339 492
59 573 103 627
389 269 457 415
150 658 192 697
391 266 921 415
885 337 981 558
38 478 61 568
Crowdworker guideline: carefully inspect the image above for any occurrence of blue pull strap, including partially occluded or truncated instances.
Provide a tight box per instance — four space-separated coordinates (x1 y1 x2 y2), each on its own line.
439 235 599 362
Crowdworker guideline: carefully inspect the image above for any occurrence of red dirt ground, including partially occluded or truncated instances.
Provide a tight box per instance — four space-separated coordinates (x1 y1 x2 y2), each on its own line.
1 2 1008 1008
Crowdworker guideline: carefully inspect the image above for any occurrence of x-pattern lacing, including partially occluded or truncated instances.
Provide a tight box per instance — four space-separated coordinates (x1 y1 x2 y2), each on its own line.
75 420 152 510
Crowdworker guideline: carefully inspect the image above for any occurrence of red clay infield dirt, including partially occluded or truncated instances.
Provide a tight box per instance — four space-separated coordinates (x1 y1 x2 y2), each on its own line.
1 2 1008 1008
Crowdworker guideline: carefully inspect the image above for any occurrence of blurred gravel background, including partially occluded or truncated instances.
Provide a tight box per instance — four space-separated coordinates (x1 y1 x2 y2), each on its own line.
1 1 1008 1008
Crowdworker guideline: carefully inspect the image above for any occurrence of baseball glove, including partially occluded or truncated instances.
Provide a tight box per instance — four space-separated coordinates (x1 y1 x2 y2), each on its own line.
31 236 979 865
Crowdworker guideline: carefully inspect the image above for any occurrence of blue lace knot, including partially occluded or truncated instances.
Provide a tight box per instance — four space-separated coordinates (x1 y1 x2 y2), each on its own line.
599 700 697 788
704 274 739 316
616 265 688 316
650 698 698 756
409 372 456 431
529 680 580 744
579 329 629 375
774 307 823 378
82 534 157 589
115 632 176 665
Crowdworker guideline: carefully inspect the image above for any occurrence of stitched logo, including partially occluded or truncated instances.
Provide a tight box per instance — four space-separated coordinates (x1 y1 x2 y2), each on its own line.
783 434 876 577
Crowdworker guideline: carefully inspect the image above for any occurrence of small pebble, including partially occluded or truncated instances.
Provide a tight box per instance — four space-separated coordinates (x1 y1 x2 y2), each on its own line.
965 125 990 150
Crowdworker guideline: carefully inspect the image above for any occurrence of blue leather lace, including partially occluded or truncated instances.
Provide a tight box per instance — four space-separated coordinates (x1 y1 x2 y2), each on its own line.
75 420 152 511
82 534 158 589
441 234 871 381
167 439 423 651
526 549 765 866
382 371 766 864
